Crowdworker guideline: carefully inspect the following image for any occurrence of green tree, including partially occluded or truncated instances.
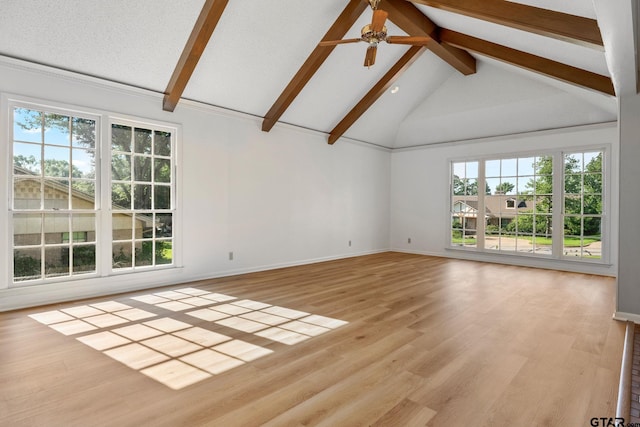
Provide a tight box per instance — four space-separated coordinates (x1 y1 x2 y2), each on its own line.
562 153 602 236
453 175 490 195
13 154 84 178
495 182 514 194
523 156 557 235
110 125 171 210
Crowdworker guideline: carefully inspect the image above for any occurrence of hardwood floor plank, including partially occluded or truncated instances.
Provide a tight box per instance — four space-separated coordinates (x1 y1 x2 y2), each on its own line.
371 398 437 427
260 343 425 426
416 344 527 426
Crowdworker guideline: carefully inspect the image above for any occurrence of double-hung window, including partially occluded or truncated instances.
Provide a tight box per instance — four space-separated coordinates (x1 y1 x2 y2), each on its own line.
12 106 99 281
450 149 605 262
110 120 174 270
9 99 178 285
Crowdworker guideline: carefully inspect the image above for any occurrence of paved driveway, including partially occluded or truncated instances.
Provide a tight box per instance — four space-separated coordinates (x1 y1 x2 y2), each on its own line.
483 236 601 258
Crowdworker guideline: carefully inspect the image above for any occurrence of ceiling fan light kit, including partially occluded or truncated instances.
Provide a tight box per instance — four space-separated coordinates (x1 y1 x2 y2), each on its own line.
361 23 388 44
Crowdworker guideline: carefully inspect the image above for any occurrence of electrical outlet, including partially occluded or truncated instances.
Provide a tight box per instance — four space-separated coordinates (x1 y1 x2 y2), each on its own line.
408 238 411 244
349 240 352 247
229 251 234 261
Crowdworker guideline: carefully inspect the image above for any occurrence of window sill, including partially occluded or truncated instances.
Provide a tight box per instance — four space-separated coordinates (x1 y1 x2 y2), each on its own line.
445 246 613 272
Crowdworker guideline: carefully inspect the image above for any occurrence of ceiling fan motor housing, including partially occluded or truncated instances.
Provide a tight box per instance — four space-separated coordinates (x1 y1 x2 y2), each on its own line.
361 24 388 44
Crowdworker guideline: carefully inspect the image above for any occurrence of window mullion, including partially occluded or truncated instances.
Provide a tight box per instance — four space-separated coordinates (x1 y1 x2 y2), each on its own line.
551 151 564 258
477 161 486 250
100 120 111 276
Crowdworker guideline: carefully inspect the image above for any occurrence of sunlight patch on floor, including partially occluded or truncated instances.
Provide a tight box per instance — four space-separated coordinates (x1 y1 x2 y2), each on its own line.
28 287 348 390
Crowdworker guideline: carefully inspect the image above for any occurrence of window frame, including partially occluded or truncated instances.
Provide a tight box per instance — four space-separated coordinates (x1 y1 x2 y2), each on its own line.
448 147 608 264
9 100 102 283
561 150 606 261
107 116 178 273
5 96 181 287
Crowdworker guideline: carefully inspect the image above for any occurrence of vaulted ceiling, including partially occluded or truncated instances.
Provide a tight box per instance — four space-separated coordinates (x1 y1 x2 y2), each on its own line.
0 0 634 149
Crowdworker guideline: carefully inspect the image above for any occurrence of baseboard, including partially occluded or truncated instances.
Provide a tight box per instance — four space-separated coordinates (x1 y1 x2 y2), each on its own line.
0 249 390 312
389 248 443 257
390 247 616 277
185 249 390 283
614 312 640 323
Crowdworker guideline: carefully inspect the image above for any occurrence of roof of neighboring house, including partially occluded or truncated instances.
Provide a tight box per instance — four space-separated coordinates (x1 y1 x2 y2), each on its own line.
453 195 531 218
14 165 96 203
13 166 152 225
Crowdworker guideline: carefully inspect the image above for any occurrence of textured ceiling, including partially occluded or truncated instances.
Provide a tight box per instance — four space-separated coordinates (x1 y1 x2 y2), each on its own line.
0 0 631 149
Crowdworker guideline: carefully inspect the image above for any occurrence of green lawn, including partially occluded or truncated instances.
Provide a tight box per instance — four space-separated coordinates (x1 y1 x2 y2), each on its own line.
451 237 477 245
528 236 600 247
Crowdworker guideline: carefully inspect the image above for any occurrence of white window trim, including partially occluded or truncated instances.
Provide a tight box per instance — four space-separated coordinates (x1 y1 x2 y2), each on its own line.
105 115 182 275
4 94 182 288
448 147 609 265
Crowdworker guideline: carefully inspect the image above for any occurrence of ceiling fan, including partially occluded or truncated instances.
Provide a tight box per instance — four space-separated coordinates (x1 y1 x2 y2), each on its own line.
319 0 431 67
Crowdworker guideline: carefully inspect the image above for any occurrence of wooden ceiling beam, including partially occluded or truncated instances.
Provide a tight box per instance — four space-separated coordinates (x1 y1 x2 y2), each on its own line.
328 46 426 144
163 0 229 112
261 0 369 132
384 0 475 75
440 29 615 96
407 0 603 49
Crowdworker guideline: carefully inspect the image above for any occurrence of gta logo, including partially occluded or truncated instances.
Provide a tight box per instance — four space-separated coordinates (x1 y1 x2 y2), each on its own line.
589 417 630 427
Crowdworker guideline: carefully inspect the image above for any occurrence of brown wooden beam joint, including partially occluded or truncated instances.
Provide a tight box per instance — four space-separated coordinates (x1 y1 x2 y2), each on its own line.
384 0 475 75
163 0 229 112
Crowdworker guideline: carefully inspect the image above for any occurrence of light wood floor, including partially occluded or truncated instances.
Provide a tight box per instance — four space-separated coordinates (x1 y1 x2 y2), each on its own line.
0 253 624 426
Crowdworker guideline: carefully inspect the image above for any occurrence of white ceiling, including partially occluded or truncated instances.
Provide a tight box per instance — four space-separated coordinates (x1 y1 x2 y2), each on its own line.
0 0 633 149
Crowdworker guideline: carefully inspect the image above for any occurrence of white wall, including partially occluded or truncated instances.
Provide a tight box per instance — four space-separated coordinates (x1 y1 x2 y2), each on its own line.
0 56 624 312
616 94 640 321
0 58 391 310
390 123 619 276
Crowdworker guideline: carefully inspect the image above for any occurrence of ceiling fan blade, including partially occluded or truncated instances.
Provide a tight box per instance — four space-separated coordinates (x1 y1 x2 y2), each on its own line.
318 38 362 46
364 46 377 67
371 9 388 33
386 36 431 46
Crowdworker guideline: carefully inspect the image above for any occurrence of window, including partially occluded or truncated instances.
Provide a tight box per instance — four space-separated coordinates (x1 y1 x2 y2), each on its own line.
62 232 88 243
9 100 178 285
12 107 98 281
483 156 552 255
111 122 174 269
563 151 603 260
450 149 605 262
451 161 479 248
